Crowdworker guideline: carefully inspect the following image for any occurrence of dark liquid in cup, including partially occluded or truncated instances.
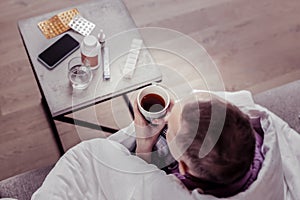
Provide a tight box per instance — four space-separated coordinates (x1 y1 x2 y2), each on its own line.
141 93 165 112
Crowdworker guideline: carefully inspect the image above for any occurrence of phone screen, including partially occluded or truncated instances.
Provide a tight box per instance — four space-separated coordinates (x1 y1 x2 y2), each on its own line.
38 34 79 69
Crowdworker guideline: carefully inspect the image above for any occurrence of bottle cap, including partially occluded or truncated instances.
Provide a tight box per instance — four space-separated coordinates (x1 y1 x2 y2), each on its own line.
83 35 97 48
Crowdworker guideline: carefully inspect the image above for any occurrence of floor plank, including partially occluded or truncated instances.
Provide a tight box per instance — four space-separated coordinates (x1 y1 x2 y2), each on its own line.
0 104 60 180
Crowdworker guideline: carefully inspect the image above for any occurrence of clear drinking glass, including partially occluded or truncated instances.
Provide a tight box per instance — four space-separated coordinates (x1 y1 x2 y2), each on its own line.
68 57 93 89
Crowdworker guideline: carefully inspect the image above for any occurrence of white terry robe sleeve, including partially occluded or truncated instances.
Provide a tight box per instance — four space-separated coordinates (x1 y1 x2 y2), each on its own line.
31 138 192 200
32 90 300 200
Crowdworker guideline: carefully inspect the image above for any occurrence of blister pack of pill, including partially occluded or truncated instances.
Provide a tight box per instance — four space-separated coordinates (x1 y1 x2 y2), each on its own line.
68 15 95 36
122 38 143 79
38 8 79 39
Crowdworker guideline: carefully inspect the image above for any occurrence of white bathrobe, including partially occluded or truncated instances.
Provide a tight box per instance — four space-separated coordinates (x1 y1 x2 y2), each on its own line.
31 91 300 200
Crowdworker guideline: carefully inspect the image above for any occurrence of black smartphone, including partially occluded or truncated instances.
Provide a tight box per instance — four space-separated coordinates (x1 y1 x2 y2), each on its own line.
37 34 80 70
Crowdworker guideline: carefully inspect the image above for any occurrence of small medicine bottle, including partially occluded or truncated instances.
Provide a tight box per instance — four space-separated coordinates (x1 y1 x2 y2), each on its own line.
80 35 100 69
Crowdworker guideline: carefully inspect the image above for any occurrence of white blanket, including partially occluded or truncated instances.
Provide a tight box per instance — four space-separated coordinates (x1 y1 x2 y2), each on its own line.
32 91 300 200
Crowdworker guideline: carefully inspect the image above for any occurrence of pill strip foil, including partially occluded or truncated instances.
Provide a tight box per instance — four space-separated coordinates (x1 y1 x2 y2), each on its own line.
37 8 79 39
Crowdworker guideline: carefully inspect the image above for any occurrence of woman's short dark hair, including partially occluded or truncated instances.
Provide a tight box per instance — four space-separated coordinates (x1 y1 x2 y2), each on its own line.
176 97 256 185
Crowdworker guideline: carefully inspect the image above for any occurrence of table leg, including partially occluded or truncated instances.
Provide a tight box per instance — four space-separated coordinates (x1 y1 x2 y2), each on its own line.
54 115 119 133
41 98 65 156
122 94 134 119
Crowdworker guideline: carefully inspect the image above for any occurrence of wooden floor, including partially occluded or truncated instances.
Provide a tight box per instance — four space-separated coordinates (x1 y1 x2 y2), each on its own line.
1 0 300 180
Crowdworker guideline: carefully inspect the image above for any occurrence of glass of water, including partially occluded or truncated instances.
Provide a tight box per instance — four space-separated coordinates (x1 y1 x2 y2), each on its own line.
68 57 93 89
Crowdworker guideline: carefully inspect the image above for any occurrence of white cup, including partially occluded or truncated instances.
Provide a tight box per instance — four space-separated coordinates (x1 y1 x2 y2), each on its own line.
137 85 170 123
